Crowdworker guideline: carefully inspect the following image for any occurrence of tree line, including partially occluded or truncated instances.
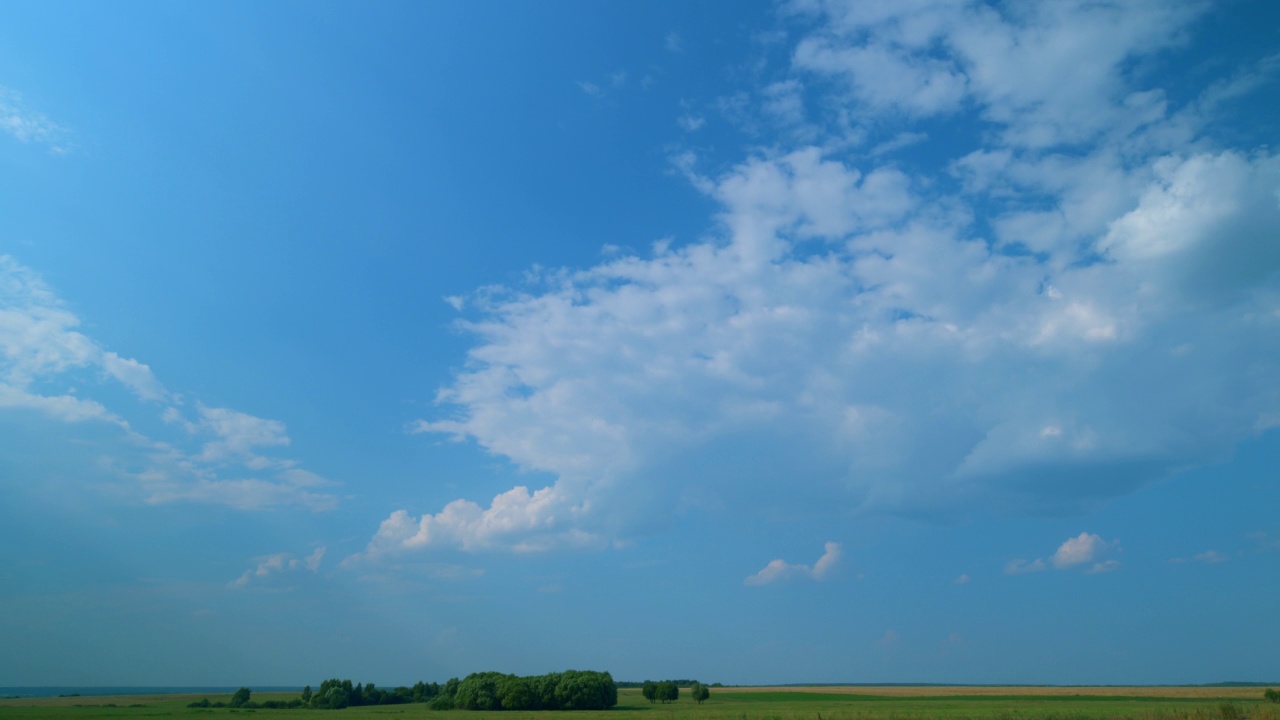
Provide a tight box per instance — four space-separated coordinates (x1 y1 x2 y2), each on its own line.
190 670 618 711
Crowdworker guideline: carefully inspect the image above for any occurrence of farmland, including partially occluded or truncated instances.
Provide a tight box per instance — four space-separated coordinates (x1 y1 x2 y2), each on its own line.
2 686 1277 720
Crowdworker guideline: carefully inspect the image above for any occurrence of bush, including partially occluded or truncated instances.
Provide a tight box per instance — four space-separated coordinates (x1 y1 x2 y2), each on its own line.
1265 689 1280 703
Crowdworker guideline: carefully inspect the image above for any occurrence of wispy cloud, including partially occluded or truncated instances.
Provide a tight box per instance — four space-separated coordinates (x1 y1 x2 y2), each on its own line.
664 31 683 54
231 546 326 588
745 542 842 586
1171 550 1229 564
0 255 337 511
0 86 73 154
1005 558 1046 575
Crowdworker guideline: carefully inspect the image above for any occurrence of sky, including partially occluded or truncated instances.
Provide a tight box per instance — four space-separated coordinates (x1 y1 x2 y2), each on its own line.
1 0 1279 688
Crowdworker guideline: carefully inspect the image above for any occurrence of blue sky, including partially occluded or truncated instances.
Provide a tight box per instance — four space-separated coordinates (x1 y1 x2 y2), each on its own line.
2 0 1279 688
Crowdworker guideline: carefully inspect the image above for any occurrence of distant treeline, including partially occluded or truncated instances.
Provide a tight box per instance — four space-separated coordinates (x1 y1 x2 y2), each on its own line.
617 679 723 688
190 671 618 711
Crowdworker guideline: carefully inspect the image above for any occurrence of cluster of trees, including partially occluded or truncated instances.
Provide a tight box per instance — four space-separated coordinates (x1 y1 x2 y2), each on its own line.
641 680 710 704
1265 688 1280 703
301 678 444 709
438 670 618 711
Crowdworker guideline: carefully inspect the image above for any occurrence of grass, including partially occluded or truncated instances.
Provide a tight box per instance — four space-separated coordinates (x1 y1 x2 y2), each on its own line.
1 687 1277 720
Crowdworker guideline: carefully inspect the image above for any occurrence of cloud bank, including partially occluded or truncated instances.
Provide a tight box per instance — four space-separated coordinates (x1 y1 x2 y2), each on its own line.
367 0 1280 556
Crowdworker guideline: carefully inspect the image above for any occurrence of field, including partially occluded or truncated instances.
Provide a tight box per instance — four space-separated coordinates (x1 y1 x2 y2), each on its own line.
2 686 1277 720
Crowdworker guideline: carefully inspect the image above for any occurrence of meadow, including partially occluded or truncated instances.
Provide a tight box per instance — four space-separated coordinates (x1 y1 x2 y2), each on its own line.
2 686 1277 720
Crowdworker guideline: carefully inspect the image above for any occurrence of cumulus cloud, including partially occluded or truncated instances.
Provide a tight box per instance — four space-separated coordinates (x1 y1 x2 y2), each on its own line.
372 0 1280 555
1010 532 1118 575
745 541 842 586
0 255 337 511
1051 532 1109 568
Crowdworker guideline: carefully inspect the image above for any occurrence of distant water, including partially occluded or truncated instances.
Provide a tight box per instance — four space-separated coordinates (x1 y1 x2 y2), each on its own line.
0 687 299 699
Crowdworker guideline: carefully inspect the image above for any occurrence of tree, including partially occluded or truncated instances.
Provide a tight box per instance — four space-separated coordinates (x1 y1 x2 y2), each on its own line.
656 681 679 704
301 686 312 706
642 681 658 704
229 688 252 708
1265 689 1280 703
691 682 710 704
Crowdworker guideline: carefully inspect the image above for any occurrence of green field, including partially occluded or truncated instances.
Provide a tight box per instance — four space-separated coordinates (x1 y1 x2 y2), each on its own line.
2 687 1277 720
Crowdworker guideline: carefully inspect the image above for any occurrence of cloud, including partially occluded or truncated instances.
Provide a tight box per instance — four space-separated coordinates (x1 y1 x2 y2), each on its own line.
0 86 73 154
665 31 683 54
1051 532 1109 568
356 486 604 559
745 541 841 585
372 0 1280 555
1010 533 1118 575
953 573 970 585
790 0 1208 147
0 255 337 512
1004 558 1046 575
678 114 706 132
1172 550 1229 564
231 546 327 588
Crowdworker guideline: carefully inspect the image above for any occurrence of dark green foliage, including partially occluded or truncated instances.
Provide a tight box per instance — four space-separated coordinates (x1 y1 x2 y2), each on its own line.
657 681 679 704
229 688 251 708
691 682 711 704
1265 689 1280 703
295 670 612 711
642 681 658 704
452 670 616 711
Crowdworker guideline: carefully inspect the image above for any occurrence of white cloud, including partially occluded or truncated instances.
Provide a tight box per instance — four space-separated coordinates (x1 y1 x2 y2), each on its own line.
1004 558 1046 575
665 31 683 54
1008 533 1118 575
373 0 1280 556
678 114 706 132
1051 532 1109 568
358 485 603 558
231 546 327 588
790 0 1208 148
0 86 73 154
745 541 841 585
304 546 327 571
0 255 337 512
953 573 970 585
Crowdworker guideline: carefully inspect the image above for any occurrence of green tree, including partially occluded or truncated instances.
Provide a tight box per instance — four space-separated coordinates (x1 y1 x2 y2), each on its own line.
691 682 710 704
301 685 312 706
229 688 252 708
656 681 679 704
1265 689 1280 703
642 681 657 704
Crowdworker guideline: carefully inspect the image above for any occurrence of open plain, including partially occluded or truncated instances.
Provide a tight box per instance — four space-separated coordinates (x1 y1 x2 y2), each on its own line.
3 686 1278 720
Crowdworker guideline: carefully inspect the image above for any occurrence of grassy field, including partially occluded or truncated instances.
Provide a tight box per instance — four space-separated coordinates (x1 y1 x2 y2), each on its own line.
2 686 1277 720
